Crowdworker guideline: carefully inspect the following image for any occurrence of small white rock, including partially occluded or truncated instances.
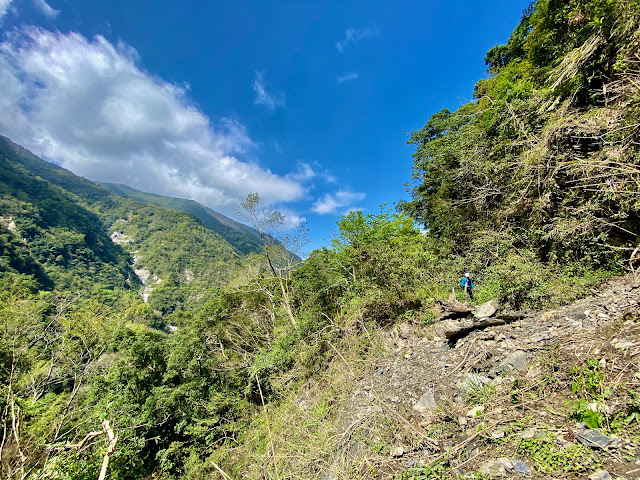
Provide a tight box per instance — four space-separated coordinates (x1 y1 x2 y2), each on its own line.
496 457 514 471
467 406 484 418
478 460 507 478
391 446 404 457
518 428 536 439
588 470 612 480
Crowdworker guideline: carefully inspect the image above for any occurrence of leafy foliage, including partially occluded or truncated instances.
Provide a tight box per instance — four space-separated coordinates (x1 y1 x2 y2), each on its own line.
400 0 640 307
0 147 131 291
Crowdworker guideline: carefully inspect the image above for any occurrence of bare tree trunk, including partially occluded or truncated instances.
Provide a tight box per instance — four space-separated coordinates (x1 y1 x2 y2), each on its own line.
632 246 640 283
239 193 307 328
98 420 117 480
11 396 26 480
277 278 296 327
263 240 296 327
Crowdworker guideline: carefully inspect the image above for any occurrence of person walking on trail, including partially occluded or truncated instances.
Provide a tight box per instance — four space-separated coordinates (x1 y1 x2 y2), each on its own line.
461 273 474 302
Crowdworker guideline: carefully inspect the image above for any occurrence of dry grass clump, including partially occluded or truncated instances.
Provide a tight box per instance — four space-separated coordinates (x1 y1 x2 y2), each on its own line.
550 35 604 91
209 325 387 480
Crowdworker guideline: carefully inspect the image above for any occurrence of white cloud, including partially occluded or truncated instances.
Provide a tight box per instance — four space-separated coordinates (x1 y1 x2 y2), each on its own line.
33 0 59 18
279 208 306 229
311 161 337 184
335 27 378 53
0 0 14 19
337 72 359 83
252 71 285 111
312 190 365 215
285 161 338 185
286 162 316 182
0 28 306 214
320 171 337 184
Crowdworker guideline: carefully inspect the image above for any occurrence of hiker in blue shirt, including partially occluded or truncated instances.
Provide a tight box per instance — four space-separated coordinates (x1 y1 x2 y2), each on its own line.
461 272 474 302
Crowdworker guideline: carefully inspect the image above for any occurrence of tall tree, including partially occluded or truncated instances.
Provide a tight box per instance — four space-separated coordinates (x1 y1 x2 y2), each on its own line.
238 193 307 327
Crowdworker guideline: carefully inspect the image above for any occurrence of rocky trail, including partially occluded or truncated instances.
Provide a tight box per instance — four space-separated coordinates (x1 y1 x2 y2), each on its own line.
325 275 640 479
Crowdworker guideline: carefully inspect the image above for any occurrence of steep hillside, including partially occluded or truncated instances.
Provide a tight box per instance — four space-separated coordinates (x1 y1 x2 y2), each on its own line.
228 275 640 479
0 136 247 309
101 182 264 255
0 141 131 291
1 1 639 479
205 1 640 478
400 0 640 292
104 202 244 314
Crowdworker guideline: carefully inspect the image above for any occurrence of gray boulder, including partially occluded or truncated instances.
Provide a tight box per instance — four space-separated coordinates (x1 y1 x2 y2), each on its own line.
413 390 437 415
512 459 533 475
490 351 528 376
588 470 612 480
577 429 614 448
478 460 507 478
475 300 499 319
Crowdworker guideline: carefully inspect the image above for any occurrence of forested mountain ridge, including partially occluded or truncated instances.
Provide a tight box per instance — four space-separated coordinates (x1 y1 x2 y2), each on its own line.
1 1 640 479
0 135 251 312
101 182 265 255
0 138 132 292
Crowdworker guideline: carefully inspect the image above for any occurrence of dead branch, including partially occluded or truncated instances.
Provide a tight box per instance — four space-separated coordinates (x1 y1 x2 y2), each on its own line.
211 461 235 480
97 420 118 480
53 430 104 453
631 246 640 282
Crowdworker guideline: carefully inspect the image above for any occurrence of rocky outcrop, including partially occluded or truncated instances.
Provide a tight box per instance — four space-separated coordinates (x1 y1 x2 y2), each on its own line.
132 255 162 303
433 298 473 320
0 216 17 232
435 299 525 346
475 299 499 318
110 231 133 244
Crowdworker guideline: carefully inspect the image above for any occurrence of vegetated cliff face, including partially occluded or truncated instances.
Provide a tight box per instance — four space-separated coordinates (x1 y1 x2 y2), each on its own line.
312 275 640 479
401 0 640 277
101 182 266 255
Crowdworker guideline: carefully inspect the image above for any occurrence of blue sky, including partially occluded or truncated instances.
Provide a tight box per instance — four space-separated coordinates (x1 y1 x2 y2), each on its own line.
0 0 529 252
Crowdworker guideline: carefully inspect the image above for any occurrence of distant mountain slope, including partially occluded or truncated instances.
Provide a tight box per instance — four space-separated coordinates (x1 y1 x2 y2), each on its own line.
0 139 131 291
0 136 118 206
0 136 248 311
101 183 263 255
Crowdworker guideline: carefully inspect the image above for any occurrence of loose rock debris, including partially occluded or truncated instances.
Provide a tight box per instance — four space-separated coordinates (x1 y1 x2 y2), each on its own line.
332 275 640 479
